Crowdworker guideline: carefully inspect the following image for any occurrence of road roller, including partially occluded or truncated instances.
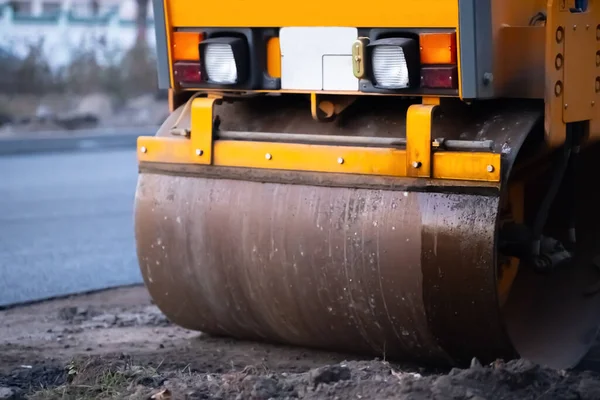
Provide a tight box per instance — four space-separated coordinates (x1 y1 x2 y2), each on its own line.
135 0 600 369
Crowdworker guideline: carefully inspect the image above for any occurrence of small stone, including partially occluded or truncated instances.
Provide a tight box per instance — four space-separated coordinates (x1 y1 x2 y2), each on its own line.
470 357 483 369
0 387 16 400
309 365 351 387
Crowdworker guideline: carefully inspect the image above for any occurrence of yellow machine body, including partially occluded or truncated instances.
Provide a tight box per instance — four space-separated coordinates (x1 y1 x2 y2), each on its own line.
134 0 600 369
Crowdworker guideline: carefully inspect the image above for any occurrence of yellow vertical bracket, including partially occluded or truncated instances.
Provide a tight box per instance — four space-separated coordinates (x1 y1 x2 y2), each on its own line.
190 96 221 164
545 0 600 146
406 104 437 178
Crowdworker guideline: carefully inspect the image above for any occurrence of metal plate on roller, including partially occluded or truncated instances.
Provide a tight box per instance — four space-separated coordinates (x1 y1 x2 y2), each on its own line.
134 172 515 365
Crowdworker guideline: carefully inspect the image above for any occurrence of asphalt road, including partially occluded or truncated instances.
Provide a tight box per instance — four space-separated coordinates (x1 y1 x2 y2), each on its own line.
0 148 143 307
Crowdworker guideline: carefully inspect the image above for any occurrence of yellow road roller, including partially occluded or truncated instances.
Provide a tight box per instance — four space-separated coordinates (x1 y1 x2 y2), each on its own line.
135 0 600 369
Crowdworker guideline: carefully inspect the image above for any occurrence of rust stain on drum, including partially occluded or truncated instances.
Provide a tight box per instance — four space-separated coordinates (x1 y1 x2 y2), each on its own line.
134 173 515 365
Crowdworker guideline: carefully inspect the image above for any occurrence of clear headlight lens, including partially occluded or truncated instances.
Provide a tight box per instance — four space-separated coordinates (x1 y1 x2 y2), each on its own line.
204 44 237 84
372 45 410 89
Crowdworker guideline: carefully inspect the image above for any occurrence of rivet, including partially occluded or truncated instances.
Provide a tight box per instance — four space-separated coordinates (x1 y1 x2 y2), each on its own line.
265 153 272 160
565 104 569 109
412 161 422 169
140 146 147 153
587 24 590 30
195 149 203 156
486 165 495 173
573 24 577 30
593 101 596 106
337 157 344 165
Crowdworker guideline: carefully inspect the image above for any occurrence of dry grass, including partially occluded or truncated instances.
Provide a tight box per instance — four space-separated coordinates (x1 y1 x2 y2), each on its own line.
28 357 164 400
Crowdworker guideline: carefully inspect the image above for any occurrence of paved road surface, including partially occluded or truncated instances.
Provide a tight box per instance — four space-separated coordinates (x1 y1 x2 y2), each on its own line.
0 149 143 307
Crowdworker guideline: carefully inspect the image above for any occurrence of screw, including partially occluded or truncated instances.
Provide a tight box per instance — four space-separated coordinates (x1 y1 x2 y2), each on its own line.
140 146 147 153
565 104 568 109
587 24 590 30
412 161 422 169
574 24 577 30
337 157 344 165
265 153 272 160
486 165 495 173
483 72 494 85
195 149 203 156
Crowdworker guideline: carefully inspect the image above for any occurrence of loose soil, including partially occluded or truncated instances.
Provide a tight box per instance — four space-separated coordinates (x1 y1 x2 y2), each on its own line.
0 285 599 399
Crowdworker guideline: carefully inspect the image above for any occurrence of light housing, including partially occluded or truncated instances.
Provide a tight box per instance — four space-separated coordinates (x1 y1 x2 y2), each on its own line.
199 37 250 85
421 65 458 89
172 31 203 61
419 32 457 65
173 61 203 85
366 37 420 90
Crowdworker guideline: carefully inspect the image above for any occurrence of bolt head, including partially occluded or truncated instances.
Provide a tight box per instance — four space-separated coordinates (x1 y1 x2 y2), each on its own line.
412 161 421 169
195 149 203 156
140 146 147 154
486 165 495 173
265 153 272 160
337 157 344 165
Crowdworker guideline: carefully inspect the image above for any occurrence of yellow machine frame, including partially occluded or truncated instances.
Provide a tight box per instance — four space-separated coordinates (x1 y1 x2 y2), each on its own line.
138 0 600 183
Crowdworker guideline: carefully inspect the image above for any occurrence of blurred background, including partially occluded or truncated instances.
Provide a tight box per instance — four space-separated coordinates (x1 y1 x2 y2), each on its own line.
0 0 162 307
0 0 167 133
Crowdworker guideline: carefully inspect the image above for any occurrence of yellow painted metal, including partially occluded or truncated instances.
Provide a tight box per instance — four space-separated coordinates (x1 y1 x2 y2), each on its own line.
138 92 500 183
561 7 597 123
167 0 459 28
138 134 501 182
422 97 441 105
496 26 545 99
214 141 407 176
266 37 281 78
432 152 501 181
544 0 600 147
137 136 194 164
545 0 568 147
189 96 220 164
406 104 436 178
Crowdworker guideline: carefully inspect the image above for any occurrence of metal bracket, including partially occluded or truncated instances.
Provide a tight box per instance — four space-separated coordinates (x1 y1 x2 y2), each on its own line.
545 0 599 146
190 95 222 164
406 104 437 178
310 93 357 122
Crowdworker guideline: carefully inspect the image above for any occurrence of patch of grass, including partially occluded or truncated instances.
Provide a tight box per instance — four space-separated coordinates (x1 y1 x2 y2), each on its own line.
28 356 164 400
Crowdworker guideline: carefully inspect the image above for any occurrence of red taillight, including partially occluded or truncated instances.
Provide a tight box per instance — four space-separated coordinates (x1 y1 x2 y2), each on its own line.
420 65 458 89
173 61 202 85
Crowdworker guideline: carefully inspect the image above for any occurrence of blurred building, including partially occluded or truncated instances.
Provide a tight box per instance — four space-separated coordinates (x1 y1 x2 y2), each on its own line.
0 0 156 70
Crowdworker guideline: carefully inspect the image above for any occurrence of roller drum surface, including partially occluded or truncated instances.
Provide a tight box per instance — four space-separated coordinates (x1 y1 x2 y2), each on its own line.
135 172 516 365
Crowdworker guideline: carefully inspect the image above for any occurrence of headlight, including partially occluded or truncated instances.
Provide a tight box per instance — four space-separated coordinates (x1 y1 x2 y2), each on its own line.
199 37 249 85
367 38 419 90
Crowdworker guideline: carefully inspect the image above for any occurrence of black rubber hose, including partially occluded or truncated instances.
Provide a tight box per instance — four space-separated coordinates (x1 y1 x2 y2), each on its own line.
530 125 573 256
565 125 583 247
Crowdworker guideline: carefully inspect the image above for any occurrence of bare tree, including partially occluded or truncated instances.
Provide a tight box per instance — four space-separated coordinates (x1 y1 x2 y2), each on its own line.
136 0 150 45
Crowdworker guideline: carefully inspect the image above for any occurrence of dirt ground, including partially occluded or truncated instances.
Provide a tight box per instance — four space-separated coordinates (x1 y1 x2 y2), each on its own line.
0 285 599 400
